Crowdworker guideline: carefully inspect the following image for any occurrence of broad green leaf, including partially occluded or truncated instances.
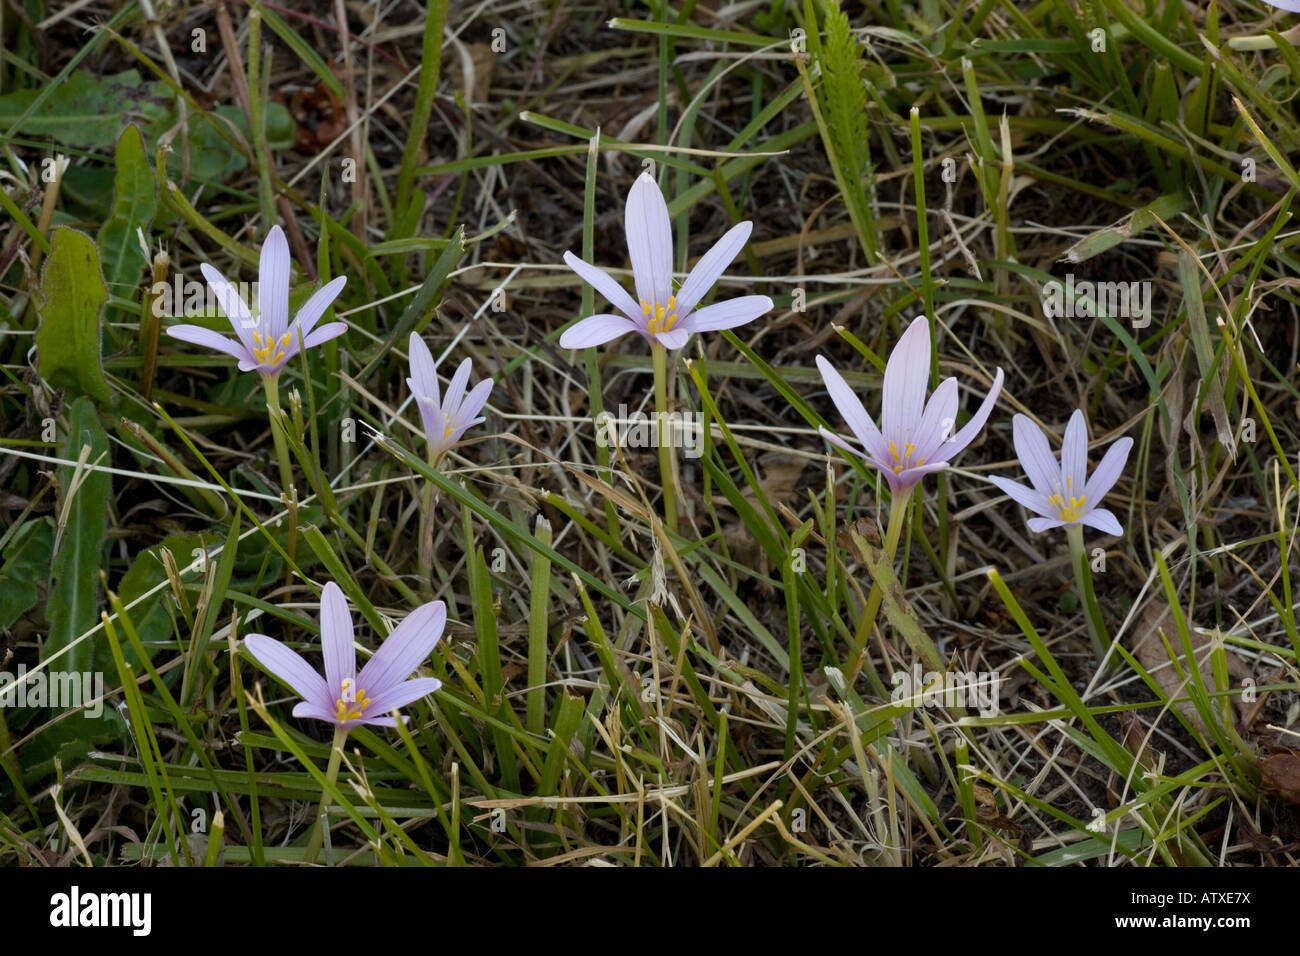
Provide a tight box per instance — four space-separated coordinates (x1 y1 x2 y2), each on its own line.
0 519 54 630
97 124 156 302
35 226 113 406
44 397 111 679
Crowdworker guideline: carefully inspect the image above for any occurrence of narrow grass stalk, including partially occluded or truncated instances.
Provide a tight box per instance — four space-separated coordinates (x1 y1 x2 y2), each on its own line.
1066 524 1108 664
651 342 679 534
304 726 348 865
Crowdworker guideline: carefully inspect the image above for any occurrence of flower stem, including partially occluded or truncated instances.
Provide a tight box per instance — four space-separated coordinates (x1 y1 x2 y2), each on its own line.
262 374 294 494
1066 524 1109 664
651 342 678 534
418 450 444 590
845 488 912 685
304 726 347 865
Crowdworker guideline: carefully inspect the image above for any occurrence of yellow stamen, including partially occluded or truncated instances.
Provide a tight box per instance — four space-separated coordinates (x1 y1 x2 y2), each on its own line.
333 683 371 723
642 296 679 335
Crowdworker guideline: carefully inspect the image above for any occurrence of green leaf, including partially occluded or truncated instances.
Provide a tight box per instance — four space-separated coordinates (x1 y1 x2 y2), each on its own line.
97 124 157 302
35 226 113 406
44 397 112 680
0 519 54 631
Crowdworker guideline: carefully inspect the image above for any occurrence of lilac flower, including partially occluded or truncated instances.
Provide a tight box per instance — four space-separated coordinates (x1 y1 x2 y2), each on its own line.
166 225 347 376
560 172 773 349
816 317 1004 493
407 332 493 462
243 582 445 731
989 410 1133 536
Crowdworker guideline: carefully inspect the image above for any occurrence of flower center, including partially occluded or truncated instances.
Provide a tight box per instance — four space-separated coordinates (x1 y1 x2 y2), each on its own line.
334 677 371 723
886 440 926 475
1049 476 1086 522
642 296 680 336
252 329 292 367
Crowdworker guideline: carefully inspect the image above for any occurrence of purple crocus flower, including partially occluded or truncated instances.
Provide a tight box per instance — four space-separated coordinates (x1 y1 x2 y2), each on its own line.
816 317 1004 493
989 410 1133 535
559 172 773 349
407 332 493 461
243 582 445 731
166 225 347 376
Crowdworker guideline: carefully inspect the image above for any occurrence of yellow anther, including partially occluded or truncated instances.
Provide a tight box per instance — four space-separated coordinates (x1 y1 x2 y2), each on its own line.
333 683 371 723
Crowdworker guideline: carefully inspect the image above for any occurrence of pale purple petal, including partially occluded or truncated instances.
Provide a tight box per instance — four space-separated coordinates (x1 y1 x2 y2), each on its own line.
674 221 752 316
258 225 292 338
243 634 329 708
408 333 440 403
165 324 254 364
562 251 641 321
624 172 673 308
363 677 442 717
881 317 931 441
358 716 402 728
199 263 255 347
295 276 347 337
357 600 447 698
816 356 891 463
989 474 1052 518
414 395 447 448
1027 516 1068 533
911 377 958 463
930 368 1004 464
1084 436 1133 506
291 700 342 725
442 358 473 421
318 582 356 698
560 313 639 349
819 425 869 461
684 295 772 332
655 326 691 350
1061 409 1089 501
1011 414 1062 498
302 322 347 349
1080 507 1123 536
892 462 950 491
455 378 493 431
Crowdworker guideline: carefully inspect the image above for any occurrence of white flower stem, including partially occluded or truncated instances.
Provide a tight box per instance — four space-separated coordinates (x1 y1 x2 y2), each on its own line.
262 373 295 494
845 488 912 685
418 450 445 590
651 342 679 535
304 726 348 865
1066 524 1109 664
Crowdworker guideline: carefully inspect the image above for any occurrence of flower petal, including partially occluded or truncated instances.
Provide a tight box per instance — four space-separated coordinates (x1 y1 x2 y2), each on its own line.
295 275 347 338
318 582 356 697
407 333 440 404
291 700 342 725
683 295 772 332
562 251 641 321
930 368 1004 464
559 313 639 349
674 221 752 316
911 377 958 463
199 263 255 348
1080 507 1123 536
442 358 473 421
655 326 691 350
1011 414 1061 498
1061 409 1089 500
892 462 949 492
881 317 931 441
364 677 442 718
242 634 329 707
165 324 253 364
988 474 1052 518
302 322 347 349
414 394 447 452
1084 436 1133 506
454 378 493 433
818 425 868 461
1026 516 1068 533
816 356 891 463
258 225 292 337
624 172 673 308
357 600 447 697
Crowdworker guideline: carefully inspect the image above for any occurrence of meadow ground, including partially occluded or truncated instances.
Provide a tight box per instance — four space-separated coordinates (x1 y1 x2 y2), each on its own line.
1 0 1299 868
